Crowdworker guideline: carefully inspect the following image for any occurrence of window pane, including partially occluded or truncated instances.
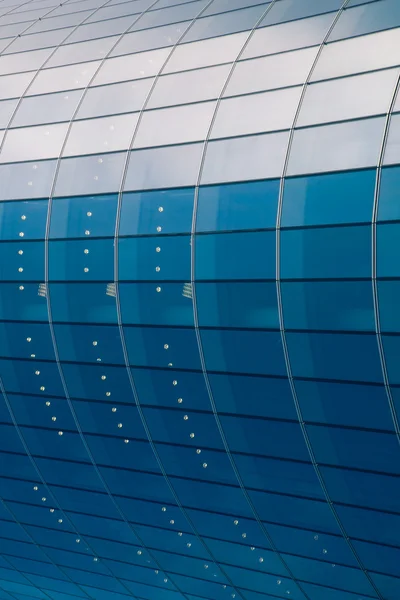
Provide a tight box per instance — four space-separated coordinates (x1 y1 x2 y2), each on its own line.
111 21 187 56
329 0 400 41
211 87 301 138
131 0 208 31
47 36 119 68
133 102 215 148
378 165 400 221
77 78 153 118
377 223 400 277
383 113 400 166
3 27 74 53
28 61 101 95
298 68 399 127
64 113 139 157
287 117 385 176
260 0 342 26
0 98 17 128
225 46 319 96
0 123 68 163
12 90 82 127
182 4 269 42
67 15 136 44
92 48 170 86
201 131 289 184
0 160 56 200
378 281 400 332
119 236 191 281
0 47 51 76
54 152 125 197
0 72 35 100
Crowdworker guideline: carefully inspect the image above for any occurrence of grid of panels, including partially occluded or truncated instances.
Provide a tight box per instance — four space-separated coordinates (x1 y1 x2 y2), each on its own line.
0 1 398 600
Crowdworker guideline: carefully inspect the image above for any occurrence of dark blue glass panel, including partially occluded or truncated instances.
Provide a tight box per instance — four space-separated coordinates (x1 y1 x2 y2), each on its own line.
377 222 400 277
295 379 393 430
209 373 297 420
378 281 400 332
369 572 400 600
201 329 287 376
87 437 158 472
61 363 132 403
132 368 209 410
282 169 376 227
287 331 383 383
0 241 44 281
382 335 400 384
0 200 48 241
353 539 400 578
0 284 48 322
119 236 191 281
196 282 279 328
195 231 275 280
21 427 89 462
49 283 117 324
8 393 76 430
329 0 400 40
282 280 375 331
36 457 103 492
196 179 279 232
0 322 54 360
119 283 194 326
172 478 253 518
336 502 400 547
280 225 371 279
72 400 143 441
120 189 194 236
50 195 117 238
378 166 400 221
54 323 124 364
48 239 114 281
0 359 64 397
124 326 201 370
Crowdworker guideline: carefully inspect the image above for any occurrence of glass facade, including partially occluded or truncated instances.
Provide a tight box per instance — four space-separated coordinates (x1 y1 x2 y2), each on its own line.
0 1 398 600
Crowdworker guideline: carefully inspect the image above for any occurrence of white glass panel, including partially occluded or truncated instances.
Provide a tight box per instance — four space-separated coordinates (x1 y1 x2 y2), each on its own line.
3 27 74 54
0 47 51 76
0 98 17 128
311 28 400 81
78 78 153 118
201 131 290 184
28 61 101 95
147 64 231 109
287 117 385 176
383 114 400 165
0 122 69 162
0 159 56 200
67 15 135 44
225 47 318 96
133 101 216 148
130 1 207 31
13 90 82 127
27 10 93 34
0 71 35 100
164 31 248 73
47 36 119 68
54 152 125 197
111 21 186 56
85 0 148 22
64 113 139 157
298 68 400 127
243 13 334 58
93 48 169 86
125 143 203 190
211 87 302 138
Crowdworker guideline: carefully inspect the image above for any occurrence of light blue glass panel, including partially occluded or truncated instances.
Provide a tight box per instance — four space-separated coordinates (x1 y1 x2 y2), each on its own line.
378 165 400 221
196 282 279 328
281 281 375 331
329 0 400 41
281 169 376 227
182 4 269 42
280 225 371 279
54 153 125 198
196 179 279 232
196 231 275 280
260 0 342 26
119 236 191 281
120 188 194 235
50 194 118 238
0 199 48 241
0 160 56 201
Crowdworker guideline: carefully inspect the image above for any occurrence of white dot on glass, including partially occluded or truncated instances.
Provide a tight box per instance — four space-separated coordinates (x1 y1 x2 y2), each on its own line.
112 407 117 412
196 449 201 454
155 266 161 272
156 287 161 292
202 463 207 468
18 268 23 272
46 401 50 407
33 486 38 491
94 176 98 180
323 549 328 554
183 415 188 421
124 439 129 444
187 543 191 548
277 580 282 585
98 158 103 164
85 230 90 236
19 286 24 290
84 249 89 254
31 354 35 358
101 375 106 380
190 433 195 438
58 519 63 523
117 423 122 428
27 337 31 342
50 508 54 513
35 370 40 375
19 232 24 237
40 386 45 391
42 497 46 502
58 431 63 436
158 207 163 212
178 532 182 537
106 392 111 397
233 520 239 526
137 550 142 555
93 558 98 562
21 215 26 220
161 507 167 512
173 380 177 386
156 247 161 252
84 267 89 273
204 565 208 569
259 557 264 563
177 398 183 404
164 579 168 583
251 547 255 551
18 250 23 255
157 226 162 232
76 539 80 543
87 212 92 217
28 182 33 186
52 416 56 422
164 344 169 349
314 535 319 541
93 341 98 346
242 533 247 538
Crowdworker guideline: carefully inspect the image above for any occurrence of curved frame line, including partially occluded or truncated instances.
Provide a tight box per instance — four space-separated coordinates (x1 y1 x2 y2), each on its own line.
371 73 400 447
275 2 385 599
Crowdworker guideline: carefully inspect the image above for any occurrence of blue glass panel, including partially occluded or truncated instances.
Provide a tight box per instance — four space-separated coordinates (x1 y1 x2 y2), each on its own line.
0 359 64 397
172 478 253 518
8 393 76 430
382 335 400 384
329 0 400 40
0 200 48 241
196 179 279 232
369 572 400 600
353 539 400 578
54 323 124 364
295 379 393 430
132 368 209 410
184 4 269 42
36 457 103 492
50 195 117 238
61 363 132 403
119 283 194 326
0 284 48 322
0 241 44 281
378 166 400 221
0 322 54 360
49 283 117 324
260 0 342 26
201 329 287 376
48 239 114 281
72 400 144 440
209 373 297 420
196 282 279 328
286 331 383 383
336 502 400 547
195 231 275 280
282 169 376 227
377 223 400 277
120 189 194 236
118 236 191 281
124 326 201 370
282 280 375 331
280 225 371 279
378 281 400 332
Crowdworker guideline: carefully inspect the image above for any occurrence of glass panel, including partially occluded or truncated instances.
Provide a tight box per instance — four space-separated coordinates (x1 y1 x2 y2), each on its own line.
377 223 400 277
378 281 400 333
183 4 270 43
3 27 74 53
85 0 150 22
329 0 400 41
225 46 319 96
211 87 302 138
197 179 279 232
382 335 400 384
0 160 56 201
49 238 114 281
12 90 82 127
147 64 231 109
27 9 94 33
92 48 170 86
119 282 194 326
0 123 68 163
119 236 191 281
378 165 400 221
54 152 125 197
111 21 187 56
164 31 248 73
124 143 203 191
0 48 51 76
201 131 290 184
133 102 215 148
50 193 117 238
287 117 385 176
281 169 376 227
49 283 117 323
47 36 119 68
54 323 124 364
67 15 137 44
298 68 399 127
64 113 139 157
28 61 101 95
0 98 16 129
261 0 341 26
242 13 335 58
203 0 269 15
131 1 208 31
280 225 371 279
383 113 400 166
311 28 400 81
0 72 35 101
77 78 153 118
